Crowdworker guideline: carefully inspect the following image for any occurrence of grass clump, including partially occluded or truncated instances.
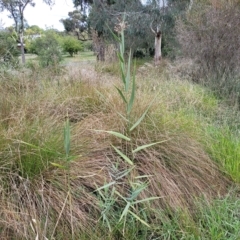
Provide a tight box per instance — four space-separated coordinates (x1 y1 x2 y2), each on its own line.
205 126 240 182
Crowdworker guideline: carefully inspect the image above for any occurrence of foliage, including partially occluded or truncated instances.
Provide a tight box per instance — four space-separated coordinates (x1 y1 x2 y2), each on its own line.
61 35 83 57
28 31 63 67
0 29 19 67
25 25 44 40
82 40 93 51
60 10 88 41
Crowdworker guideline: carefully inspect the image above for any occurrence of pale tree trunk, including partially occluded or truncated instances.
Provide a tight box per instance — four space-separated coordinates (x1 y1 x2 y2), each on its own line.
151 24 162 66
20 33 25 64
18 3 27 65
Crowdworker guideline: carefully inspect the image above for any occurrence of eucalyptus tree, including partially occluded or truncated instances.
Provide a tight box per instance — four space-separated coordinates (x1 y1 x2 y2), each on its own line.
60 10 88 41
0 0 54 64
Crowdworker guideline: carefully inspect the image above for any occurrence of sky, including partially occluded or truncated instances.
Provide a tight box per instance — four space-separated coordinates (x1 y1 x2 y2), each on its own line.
0 0 75 31
0 0 149 31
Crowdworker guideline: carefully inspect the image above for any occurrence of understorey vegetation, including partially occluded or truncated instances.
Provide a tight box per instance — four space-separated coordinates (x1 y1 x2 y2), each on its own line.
0 20 240 239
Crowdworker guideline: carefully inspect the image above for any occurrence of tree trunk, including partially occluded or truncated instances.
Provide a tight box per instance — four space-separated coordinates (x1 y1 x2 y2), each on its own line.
96 36 105 62
154 27 162 66
98 42 105 61
20 33 25 64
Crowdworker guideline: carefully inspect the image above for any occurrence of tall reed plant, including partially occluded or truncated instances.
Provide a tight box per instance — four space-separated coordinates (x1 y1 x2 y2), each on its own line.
95 18 164 234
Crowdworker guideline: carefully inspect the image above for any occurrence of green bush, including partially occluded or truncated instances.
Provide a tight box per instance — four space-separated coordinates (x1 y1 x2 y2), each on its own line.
0 30 19 68
61 36 83 57
28 32 63 67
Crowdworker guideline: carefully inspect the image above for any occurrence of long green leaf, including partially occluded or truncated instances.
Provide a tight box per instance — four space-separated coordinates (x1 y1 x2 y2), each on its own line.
94 130 131 141
129 106 150 132
114 190 125 201
106 24 121 43
50 162 66 169
130 96 157 132
118 44 125 62
94 181 116 192
115 86 127 104
134 175 153 179
117 52 124 64
121 29 125 57
107 131 131 141
127 61 136 115
112 145 134 165
125 49 131 92
128 210 150 227
116 111 129 123
102 214 112 232
134 197 161 204
64 118 70 158
119 61 126 85
129 184 147 201
132 140 169 154
119 202 131 223
116 166 135 180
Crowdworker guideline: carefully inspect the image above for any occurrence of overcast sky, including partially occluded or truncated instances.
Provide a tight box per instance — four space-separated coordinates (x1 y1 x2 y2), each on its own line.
0 0 75 31
0 0 150 31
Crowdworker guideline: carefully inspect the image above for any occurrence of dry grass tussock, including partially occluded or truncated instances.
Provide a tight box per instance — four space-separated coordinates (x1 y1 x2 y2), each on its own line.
0 65 233 239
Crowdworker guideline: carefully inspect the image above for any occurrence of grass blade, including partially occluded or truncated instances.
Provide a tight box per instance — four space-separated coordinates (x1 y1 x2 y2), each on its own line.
50 162 66 169
132 140 169 154
130 97 157 132
64 117 70 158
125 49 131 92
94 181 116 192
117 52 124 64
134 197 161 204
94 130 131 141
120 61 126 85
127 62 136 115
115 86 127 104
112 145 134 165
130 106 150 132
107 24 121 43
128 210 150 228
121 29 125 58
106 131 131 141
119 202 131 223
116 166 135 180
129 184 147 201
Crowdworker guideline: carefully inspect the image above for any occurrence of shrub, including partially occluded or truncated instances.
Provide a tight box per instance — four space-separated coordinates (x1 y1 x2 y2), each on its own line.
28 32 63 67
0 30 19 68
177 2 240 106
61 36 83 57
178 2 240 77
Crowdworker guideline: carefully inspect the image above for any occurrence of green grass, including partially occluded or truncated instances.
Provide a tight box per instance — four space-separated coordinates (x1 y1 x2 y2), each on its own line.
24 51 96 67
62 51 96 64
205 126 240 182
